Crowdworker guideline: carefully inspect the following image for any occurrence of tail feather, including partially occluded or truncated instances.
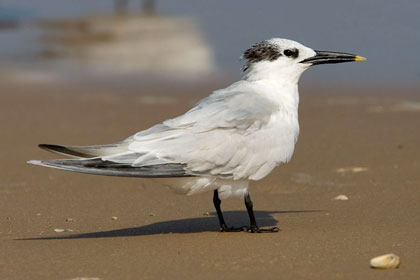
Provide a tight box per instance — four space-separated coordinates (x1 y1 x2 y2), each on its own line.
39 142 130 159
27 158 192 178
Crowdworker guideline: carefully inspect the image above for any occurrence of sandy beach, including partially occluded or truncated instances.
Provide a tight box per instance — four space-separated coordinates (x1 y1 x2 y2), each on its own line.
1 79 419 279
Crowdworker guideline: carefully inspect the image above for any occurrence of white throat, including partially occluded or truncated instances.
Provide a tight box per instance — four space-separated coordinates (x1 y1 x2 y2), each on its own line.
241 62 303 116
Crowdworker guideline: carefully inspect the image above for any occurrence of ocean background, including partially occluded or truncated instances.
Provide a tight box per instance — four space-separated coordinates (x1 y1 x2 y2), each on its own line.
0 0 419 86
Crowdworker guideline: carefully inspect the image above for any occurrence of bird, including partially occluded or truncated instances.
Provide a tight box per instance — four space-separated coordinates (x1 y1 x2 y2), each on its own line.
28 38 365 233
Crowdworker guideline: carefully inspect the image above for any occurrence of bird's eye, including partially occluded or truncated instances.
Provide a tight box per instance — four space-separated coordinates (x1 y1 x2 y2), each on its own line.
284 49 298 58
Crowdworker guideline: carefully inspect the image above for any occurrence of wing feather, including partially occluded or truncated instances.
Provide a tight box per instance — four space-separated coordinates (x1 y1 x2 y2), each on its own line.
127 84 292 180
32 81 298 181
28 158 191 178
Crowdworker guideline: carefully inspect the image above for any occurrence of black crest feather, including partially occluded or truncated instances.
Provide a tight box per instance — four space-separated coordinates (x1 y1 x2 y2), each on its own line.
242 41 281 71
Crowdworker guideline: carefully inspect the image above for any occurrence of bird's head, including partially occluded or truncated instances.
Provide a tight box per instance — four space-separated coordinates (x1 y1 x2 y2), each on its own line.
242 38 366 82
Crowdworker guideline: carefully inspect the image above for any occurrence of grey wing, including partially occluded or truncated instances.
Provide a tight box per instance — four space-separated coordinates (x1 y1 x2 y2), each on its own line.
127 86 282 180
30 83 283 180
37 141 131 158
27 158 191 178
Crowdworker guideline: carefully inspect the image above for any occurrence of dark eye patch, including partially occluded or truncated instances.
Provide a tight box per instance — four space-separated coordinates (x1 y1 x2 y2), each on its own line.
283 48 299 58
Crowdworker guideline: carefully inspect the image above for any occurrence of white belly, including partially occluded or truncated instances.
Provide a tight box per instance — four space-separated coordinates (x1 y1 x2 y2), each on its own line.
154 177 249 200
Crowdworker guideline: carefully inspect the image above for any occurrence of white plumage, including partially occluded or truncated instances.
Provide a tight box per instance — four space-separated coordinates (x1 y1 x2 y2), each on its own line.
103 40 312 198
28 38 364 232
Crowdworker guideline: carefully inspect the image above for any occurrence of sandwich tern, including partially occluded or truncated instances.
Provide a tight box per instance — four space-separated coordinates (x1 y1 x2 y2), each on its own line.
28 38 365 233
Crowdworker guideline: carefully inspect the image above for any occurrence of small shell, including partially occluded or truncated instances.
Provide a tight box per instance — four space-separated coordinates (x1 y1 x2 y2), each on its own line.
370 253 400 269
111 216 118 220
333 195 349 201
336 167 368 174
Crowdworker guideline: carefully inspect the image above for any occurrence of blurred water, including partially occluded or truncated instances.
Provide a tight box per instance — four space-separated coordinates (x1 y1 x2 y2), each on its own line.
0 0 419 85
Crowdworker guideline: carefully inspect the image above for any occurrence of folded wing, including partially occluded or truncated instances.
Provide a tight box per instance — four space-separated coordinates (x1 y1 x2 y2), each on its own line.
28 158 190 178
31 83 288 181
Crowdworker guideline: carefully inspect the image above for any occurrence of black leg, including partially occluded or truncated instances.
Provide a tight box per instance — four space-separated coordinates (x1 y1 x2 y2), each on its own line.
213 190 244 232
244 191 279 233
213 190 228 231
212 190 279 233
244 191 257 230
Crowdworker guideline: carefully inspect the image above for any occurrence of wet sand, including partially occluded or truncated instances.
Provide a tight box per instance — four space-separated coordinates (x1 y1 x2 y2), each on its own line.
1 80 419 279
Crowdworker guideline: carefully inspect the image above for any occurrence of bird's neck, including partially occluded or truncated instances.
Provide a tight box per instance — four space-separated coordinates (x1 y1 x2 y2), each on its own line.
242 64 304 85
242 68 300 115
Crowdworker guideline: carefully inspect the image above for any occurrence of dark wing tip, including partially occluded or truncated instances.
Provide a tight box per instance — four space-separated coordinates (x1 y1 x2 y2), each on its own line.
38 144 93 158
28 158 193 178
39 144 56 150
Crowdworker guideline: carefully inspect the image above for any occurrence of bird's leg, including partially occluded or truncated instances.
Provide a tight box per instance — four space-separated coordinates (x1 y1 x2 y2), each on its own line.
244 191 279 233
213 190 229 231
213 190 243 232
212 190 279 233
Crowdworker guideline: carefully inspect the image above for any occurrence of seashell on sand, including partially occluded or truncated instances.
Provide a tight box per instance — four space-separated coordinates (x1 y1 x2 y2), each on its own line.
336 167 368 174
370 253 400 269
333 195 349 201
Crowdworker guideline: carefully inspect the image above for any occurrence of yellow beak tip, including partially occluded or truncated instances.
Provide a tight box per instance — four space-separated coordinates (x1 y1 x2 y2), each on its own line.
355 55 367 62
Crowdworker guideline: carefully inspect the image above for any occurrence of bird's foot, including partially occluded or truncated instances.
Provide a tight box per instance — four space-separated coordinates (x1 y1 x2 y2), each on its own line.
220 225 280 233
246 226 280 233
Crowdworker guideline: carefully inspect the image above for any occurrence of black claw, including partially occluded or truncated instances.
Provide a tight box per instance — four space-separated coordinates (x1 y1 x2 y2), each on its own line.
220 226 280 233
249 226 280 233
245 226 280 233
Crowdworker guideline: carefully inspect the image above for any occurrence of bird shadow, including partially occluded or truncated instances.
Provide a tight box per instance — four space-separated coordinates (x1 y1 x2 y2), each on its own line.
18 210 323 241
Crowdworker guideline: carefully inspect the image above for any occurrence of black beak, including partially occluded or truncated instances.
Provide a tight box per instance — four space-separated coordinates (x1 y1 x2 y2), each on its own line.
300 50 366 65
